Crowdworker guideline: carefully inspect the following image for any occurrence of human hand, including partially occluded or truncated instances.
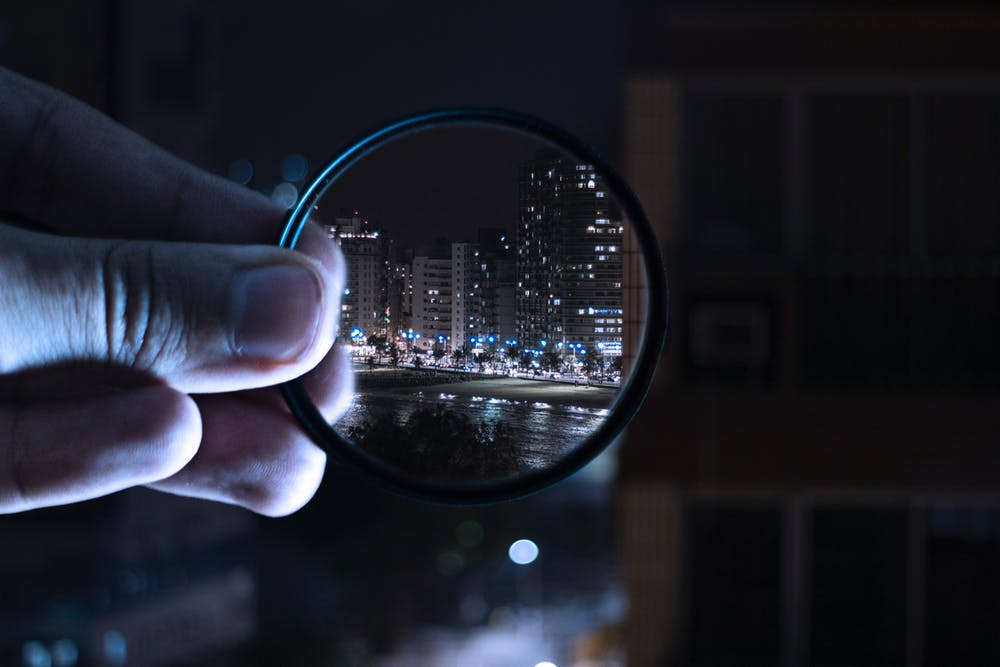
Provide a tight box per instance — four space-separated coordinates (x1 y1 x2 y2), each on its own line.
0 67 352 516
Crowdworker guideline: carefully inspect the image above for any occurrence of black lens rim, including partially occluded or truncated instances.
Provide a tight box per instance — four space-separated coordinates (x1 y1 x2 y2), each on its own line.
278 108 668 504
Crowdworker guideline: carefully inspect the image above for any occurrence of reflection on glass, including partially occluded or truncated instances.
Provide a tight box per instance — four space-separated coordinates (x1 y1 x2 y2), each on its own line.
307 127 646 481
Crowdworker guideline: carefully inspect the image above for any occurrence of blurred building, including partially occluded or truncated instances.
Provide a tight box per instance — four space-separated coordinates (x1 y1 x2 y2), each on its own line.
516 151 625 354
618 3 1000 666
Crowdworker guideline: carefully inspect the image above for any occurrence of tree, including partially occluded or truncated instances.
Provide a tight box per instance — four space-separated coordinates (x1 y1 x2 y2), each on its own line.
367 334 388 362
542 349 563 373
579 346 599 376
346 404 523 479
432 344 446 364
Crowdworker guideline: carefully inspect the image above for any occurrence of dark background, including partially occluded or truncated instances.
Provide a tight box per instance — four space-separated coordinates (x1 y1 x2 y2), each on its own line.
3 1 1000 666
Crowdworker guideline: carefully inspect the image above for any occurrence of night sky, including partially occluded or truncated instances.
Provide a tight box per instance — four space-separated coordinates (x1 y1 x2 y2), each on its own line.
209 0 623 188
319 126 548 251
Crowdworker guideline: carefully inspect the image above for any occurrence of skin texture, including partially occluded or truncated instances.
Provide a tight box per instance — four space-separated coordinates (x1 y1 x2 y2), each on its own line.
0 67 353 516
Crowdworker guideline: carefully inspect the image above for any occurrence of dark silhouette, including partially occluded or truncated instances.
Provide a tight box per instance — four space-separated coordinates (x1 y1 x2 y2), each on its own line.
346 404 522 479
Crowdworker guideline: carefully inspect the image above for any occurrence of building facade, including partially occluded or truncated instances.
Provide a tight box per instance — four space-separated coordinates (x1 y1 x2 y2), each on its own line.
326 215 392 341
451 242 481 348
411 255 453 349
516 152 624 355
617 5 1000 666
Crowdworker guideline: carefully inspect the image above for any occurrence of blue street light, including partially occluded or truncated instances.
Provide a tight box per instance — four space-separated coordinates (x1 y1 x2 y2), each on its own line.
487 334 496 344
469 336 477 344
540 339 547 347
350 327 365 340
437 334 445 343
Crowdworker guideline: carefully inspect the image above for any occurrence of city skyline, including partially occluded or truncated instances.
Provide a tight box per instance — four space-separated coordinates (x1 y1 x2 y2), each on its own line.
322 147 627 365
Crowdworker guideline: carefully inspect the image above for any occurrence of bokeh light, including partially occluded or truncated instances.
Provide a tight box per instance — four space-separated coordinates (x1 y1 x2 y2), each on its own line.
508 538 539 565
456 519 484 547
436 550 465 576
271 182 299 209
281 153 309 182
226 158 253 185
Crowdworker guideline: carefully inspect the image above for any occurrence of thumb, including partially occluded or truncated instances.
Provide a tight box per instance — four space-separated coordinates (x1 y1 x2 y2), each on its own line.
0 223 341 393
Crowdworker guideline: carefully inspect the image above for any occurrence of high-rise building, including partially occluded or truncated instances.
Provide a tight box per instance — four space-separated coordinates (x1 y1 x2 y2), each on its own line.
411 254 453 349
451 231 517 351
326 214 392 341
516 151 624 354
477 228 517 345
390 255 413 337
451 242 481 348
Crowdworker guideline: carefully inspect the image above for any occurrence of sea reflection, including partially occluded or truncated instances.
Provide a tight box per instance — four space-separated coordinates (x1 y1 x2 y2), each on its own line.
337 377 617 474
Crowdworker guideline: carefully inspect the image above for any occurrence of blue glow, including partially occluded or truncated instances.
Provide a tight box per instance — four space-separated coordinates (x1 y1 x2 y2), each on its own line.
51 639 78 667
350 327 365 339
22 641 50 667
271 182 298 209
103 631 126 666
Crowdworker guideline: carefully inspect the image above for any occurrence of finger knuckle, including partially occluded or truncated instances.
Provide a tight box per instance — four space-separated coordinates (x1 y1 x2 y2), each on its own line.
100 242 183 371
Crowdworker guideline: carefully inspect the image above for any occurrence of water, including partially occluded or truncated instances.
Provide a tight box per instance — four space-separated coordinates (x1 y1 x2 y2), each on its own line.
336 379 614 471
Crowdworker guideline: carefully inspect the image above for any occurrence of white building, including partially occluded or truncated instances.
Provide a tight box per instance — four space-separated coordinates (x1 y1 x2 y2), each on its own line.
411 255 453 349
326 215 390 342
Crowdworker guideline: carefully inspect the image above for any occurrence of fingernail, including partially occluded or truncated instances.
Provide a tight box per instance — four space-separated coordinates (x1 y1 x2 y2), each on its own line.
232 264 323 361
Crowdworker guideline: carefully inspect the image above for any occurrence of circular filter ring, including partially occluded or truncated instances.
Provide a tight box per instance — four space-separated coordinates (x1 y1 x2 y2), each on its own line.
278 109 668 504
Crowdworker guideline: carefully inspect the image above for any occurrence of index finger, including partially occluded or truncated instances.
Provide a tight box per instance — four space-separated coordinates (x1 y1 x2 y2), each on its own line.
0 66 282 244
